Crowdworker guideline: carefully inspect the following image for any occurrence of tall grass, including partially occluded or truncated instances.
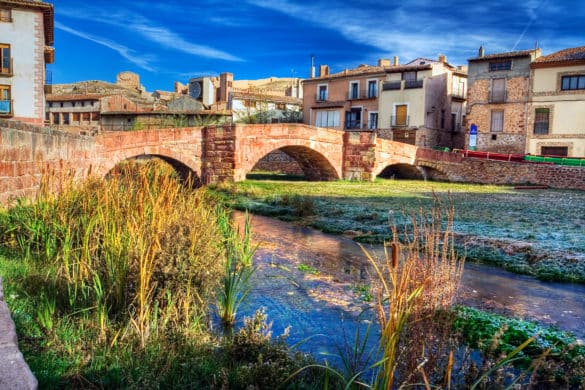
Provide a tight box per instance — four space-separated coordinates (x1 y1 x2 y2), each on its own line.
362 195 464 388
1 159 226 347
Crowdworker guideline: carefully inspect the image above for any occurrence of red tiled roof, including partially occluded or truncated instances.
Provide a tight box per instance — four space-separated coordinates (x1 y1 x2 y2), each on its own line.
468 49 539 62
533 46 585 64
46 94 107 102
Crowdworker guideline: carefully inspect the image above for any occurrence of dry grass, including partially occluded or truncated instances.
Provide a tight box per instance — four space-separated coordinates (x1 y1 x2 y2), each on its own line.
362 195 464 388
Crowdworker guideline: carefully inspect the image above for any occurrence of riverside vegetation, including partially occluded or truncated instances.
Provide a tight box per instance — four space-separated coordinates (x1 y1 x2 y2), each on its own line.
0 162 583 388
212 177 585 283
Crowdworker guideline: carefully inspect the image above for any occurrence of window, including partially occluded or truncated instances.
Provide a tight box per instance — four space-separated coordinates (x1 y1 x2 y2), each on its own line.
534 108 550 134
0 44 10 74
72 112 80 122
82 112 90 121
0 85 10 114
62 113 70 125
315 110 339 128
52 113 60 124
489 61 512 71
368 112 378 129
349 81 359 99
490 110 504 132
491 78 506 102
0 8 11 22
317 85 328 101
541 146 568 156
561 75 585 91
91 112 100 121
367 80 377 98
402 71 417 81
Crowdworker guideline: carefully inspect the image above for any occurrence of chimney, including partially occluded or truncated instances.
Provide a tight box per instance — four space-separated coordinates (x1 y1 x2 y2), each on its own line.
438 54 446 63
478 45 485 58
310 54 315 78
393 56 399 66
319 64 329 77
378 58 390 67
219 72 233 102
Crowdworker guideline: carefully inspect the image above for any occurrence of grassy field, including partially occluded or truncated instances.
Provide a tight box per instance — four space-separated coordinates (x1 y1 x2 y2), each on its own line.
211 177 585 283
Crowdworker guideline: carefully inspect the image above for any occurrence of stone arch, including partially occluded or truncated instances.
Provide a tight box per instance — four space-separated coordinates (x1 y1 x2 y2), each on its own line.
377 163 426 180
102 154 202 186
247 146 340 181
416 163 450 181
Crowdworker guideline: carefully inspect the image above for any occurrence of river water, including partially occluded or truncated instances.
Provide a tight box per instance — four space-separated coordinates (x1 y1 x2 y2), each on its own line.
233 212 585 360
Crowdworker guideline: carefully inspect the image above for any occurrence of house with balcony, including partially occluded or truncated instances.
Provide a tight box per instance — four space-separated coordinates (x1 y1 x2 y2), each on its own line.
377 55 467 148
466 47 541 154
0 0 54 125
527 46 585 157
302 60 390 131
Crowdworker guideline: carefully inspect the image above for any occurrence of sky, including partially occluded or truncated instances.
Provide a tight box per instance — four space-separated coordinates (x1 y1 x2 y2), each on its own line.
51 0 585 92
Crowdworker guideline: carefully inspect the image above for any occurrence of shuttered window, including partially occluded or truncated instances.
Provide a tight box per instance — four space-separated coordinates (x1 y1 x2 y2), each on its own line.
490 110 504 132
491 78 506 102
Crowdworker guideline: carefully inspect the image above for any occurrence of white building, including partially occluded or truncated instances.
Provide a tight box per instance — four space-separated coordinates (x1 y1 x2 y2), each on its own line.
0 0 54 125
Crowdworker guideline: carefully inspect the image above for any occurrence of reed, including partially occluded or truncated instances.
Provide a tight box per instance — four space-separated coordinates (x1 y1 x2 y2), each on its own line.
1 159 226 347
361 195 464 388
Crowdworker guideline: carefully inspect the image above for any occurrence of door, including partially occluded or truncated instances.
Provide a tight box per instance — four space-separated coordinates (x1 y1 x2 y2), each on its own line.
395 105 407 126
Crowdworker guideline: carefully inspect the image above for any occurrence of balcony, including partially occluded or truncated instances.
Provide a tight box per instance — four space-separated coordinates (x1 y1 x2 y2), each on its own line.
0 57 13 77
347 91 378 100
452 88 466 100
344 120 362 130
315 93 328 102
391 115 410 127
404 79 423 89
0 99 13 116
382 81 402 91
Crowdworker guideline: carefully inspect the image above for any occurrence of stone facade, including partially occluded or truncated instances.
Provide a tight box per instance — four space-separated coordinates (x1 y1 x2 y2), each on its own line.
466 49 540 154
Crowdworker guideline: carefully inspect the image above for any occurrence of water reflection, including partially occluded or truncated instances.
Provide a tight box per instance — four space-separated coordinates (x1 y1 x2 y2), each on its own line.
233 211 585 360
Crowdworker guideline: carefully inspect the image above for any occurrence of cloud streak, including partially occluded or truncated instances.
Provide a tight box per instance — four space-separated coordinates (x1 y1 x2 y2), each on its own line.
58 6 243 62
55 21 156 72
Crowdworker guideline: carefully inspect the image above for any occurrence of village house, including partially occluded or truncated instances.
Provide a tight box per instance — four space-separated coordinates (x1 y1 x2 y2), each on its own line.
527 46 585 157
465 47 541 154
302 60 388 131
377 55 467 148
172 73 303 123
0 0 54 125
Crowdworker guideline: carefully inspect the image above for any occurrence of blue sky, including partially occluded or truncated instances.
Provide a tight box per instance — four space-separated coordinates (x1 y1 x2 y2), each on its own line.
51 0 584 92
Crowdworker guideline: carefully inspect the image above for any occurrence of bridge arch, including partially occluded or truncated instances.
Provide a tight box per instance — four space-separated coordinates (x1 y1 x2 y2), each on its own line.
246 146 340 181
105 154 202 185
376 163 450 181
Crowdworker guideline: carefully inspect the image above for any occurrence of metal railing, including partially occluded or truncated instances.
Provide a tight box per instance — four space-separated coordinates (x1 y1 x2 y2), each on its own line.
347 90 378 99
391 115 410 127
404 79 423 89
382 81 402 91
315 93 328 101
452 88 466 99
344 120 362 130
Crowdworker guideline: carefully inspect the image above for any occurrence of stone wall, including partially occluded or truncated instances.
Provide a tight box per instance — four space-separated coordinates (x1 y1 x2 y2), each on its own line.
0 277 38 389
252 150 304 176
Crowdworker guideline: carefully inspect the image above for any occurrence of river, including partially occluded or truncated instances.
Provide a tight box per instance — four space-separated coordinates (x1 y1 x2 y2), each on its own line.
232 212 585 360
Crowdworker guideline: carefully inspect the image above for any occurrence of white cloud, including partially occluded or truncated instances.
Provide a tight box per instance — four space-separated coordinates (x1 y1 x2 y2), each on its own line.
55 21 156 71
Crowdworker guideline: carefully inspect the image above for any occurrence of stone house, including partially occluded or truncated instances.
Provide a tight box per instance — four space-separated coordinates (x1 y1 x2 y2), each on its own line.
302 60 388 131
0 0 54 125
377 55 467 148
172 73 303 123
527 46 585 157
466 47 541 154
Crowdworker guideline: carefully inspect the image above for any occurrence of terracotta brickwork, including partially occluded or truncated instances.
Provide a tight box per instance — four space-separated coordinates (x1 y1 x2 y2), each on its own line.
1 120 584 204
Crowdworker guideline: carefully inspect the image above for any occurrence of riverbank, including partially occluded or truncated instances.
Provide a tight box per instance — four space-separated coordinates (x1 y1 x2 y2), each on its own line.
211 177 585 283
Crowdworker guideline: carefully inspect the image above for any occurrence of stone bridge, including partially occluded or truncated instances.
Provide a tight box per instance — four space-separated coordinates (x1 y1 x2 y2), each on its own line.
1 119 584 203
